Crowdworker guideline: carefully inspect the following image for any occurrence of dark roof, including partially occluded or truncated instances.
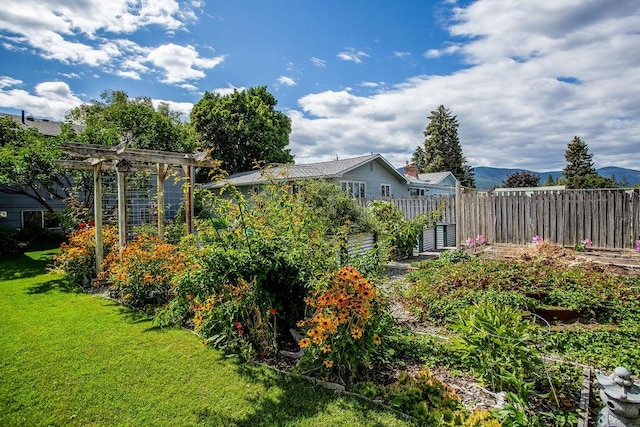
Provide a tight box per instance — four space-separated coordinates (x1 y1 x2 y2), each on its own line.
0 112 83 137
204 153 409 189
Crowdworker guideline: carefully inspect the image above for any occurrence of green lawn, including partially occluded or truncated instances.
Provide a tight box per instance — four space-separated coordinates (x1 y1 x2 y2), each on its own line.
0 249 411 427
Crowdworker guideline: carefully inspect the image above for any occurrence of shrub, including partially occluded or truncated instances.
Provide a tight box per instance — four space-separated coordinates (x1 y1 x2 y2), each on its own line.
191 278 278 359
352 368 501 426
450 302 542 393
100 234 185 309
368 200 438 259
295 266 392 385
53 225 118 286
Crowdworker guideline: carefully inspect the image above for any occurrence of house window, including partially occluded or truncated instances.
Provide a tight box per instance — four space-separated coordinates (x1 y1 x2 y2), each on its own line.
251 186 260 195
340 181 366 198
409 188 426 196
381 184 390 198
22 210 43 230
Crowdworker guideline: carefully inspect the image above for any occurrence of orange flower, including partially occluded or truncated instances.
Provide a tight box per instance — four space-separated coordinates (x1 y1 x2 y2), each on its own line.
269 308 278 316
373 334 381 346
350 326 363 339
323 359 334 368
321 344 332 353
296 320 306 328
299 338 311 348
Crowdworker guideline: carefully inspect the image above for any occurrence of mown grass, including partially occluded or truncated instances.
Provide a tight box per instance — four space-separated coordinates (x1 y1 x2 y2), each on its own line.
0 249 411 427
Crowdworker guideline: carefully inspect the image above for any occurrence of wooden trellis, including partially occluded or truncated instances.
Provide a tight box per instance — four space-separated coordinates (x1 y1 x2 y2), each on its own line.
57 142 219 274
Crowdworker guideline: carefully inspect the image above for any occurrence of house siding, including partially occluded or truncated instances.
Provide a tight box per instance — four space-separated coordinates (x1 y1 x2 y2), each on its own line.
341 161 407 199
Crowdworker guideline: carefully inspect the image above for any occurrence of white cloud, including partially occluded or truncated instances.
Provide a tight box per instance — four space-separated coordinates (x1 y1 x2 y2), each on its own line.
212 85 245 96
0 0 216 86
116 70 142 80
0 76 23 89
424 44 460 58
151 99 193 121
290 1 640 170
337 47 369 64
146 43 224 84
394 51 411 58
277 76 297 86
310 57 326 67
360 82 380 88
0 79 82 119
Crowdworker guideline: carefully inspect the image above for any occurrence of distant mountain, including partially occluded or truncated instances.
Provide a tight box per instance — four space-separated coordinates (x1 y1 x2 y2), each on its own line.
473 166 640 190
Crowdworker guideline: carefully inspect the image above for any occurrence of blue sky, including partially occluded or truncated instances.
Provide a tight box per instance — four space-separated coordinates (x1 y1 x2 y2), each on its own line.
1 0 639 171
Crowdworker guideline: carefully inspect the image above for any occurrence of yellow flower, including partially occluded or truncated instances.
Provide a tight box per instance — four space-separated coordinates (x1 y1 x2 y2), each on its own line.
321 344 332 353
373 334 381 346
299 338 311 348
350 326 363 339
323 359 334 368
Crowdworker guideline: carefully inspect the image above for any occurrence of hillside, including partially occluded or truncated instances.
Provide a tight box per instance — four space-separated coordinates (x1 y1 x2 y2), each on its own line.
473 166 640 190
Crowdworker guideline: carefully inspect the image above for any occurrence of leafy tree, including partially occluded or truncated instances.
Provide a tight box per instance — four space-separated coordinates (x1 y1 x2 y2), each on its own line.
67 90 192 152
543 174 555 186
191 86 293 181
413 105 475 187
563 136 615 189
501 171 540 188
0 117 70 213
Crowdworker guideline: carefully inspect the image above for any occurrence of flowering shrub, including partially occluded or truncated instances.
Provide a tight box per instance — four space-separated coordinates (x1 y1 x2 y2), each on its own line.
575 238 592 252
53 225 118 286
636 240 640 251
100 234 185 309
295 266 391 385
532 235 542 244
190 278 278 359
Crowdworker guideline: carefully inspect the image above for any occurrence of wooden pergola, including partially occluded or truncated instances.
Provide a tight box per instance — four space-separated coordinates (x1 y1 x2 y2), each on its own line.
57 142 219 274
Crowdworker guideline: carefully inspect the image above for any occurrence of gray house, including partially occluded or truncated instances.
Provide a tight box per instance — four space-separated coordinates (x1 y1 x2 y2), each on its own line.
0 112 75 230
205 154 457 198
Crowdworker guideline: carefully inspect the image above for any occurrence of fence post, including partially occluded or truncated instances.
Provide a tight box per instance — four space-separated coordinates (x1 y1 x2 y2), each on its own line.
455 181 462 250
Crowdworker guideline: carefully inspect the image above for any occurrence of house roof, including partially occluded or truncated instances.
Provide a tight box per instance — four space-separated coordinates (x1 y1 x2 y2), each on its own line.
0 112 83 137
404 171 457 186
204 153 409 189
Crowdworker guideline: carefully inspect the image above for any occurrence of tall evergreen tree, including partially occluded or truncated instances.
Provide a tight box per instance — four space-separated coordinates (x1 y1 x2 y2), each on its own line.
412 105 475 187
563 136 615 189
563 136 595 182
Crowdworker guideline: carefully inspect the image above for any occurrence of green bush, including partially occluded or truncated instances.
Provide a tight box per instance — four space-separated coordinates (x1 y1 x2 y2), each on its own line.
368 200 438 259
451 302 542 393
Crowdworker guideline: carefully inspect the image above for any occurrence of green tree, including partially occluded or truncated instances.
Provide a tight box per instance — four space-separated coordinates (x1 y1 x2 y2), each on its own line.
501 171 540 188
563 136 615 189
191 86 293 181
413 105 475 187
67 90 192 152
543 174 555 186
0 117 70 213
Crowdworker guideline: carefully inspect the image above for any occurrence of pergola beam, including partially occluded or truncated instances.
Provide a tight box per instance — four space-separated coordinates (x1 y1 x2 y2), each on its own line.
60 143 218 168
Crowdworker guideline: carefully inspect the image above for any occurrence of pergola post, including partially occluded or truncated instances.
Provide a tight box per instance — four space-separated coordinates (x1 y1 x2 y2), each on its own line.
157 163 166 240
93 162 103 274
116 158 131 248
182 165 195 235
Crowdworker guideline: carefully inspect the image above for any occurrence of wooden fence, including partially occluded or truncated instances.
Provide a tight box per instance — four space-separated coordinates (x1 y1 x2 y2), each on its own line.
359 189 640 250
459 189 640 250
